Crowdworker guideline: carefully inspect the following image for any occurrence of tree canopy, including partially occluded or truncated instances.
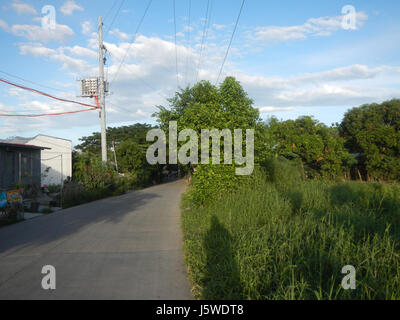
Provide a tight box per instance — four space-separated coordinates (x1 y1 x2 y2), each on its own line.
339 99 400 180
268 116 355 178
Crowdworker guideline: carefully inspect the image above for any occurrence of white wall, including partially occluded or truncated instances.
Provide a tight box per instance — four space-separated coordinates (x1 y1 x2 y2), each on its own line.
27 135 72 186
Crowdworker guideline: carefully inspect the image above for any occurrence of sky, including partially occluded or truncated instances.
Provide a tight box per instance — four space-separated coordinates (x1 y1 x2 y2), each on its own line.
0 0 400 146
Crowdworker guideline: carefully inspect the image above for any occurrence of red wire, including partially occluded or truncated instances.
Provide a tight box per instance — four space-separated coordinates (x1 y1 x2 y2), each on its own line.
0 77 100 117
0 108 99 117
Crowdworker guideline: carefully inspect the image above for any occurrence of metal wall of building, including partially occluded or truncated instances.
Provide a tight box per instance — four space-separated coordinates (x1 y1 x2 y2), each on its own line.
0 147 41 189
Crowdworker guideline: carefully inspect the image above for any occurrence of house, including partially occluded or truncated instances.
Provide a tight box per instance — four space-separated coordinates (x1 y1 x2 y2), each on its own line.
0 142 48 189
1 135 72 187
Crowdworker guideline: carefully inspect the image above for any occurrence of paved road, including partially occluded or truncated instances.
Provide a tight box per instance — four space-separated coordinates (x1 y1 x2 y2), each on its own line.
0 180 192 300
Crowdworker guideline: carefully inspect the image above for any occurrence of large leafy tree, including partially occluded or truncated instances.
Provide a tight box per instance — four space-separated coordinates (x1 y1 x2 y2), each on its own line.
269 116 354 178
153 77 261 205
154 77 260 133
339 99 400 180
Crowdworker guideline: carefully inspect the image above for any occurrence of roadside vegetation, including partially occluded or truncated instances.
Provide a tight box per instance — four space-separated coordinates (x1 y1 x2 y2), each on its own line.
182 162 400 299
62 123 163 208
62 76 400 299
151 77 400 299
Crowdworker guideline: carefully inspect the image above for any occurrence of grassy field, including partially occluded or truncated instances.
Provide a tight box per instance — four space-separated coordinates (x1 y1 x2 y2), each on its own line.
181 169 400 299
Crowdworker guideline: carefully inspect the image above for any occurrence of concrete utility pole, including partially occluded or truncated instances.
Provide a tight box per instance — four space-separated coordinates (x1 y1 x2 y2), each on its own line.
98 16 107 162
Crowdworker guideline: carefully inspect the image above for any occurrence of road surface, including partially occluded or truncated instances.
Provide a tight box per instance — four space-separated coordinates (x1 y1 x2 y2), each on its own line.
0 180 192 299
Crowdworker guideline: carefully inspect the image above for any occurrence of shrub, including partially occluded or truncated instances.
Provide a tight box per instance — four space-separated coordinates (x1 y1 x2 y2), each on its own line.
262 157 303 192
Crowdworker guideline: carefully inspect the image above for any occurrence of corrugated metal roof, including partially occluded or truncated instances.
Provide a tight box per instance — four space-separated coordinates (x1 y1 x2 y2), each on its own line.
0 142 50 150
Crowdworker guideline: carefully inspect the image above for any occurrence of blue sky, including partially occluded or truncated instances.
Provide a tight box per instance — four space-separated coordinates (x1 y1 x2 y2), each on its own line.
0 0 400 146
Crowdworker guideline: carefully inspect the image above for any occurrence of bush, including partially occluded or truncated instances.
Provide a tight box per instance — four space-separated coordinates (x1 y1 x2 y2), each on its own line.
262 157 303 191
187 164 266 207
46 184 61 193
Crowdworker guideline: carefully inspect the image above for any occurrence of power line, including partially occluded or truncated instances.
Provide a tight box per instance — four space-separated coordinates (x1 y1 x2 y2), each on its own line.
106 51 168 100
184 0 191 86
173 0 179 89
105 0 126 35
0 78 98 108
42 154 63 161
103 0 119 22
0 108 97 118
0 70 68 93
0 78 99 117
111 0 153 83
215 0 245 85
201 0 214 78
195 0 210 83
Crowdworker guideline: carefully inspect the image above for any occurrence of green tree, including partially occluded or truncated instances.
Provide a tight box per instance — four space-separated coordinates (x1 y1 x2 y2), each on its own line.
269 116 354 178
339 99 400 180
154 77 260 133
153 77 261 205
75 123 155 155
73 123 161 187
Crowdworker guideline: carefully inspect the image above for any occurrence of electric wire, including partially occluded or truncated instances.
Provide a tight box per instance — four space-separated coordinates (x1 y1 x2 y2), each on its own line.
184 0 191 86
105 0 126 35
0 78 98 108
0 70 68 93
103 0 120 22
111 0 153 83
0 78 99 117
195 0 210 83
173 0 179 88
215 0 245 85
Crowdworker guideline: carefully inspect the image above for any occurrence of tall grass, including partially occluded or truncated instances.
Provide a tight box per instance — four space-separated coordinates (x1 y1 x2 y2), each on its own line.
181 162 400 299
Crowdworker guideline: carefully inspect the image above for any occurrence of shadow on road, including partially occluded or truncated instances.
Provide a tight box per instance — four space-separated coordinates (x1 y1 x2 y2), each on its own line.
0 185 163 255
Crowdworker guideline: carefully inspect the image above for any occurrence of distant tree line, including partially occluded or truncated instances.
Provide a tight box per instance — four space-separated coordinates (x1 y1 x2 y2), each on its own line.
73 123 162 189
72 78 400 195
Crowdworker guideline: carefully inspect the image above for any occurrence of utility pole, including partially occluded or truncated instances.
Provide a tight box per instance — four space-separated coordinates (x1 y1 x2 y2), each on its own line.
98 16 107 162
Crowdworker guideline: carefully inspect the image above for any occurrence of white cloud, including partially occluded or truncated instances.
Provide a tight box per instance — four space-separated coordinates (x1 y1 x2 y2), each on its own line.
81 20 92 36
3 21 400 136
0 102 17 113
292 64 381 84
183 26 194 32
229 63 400 110
63 45 97 59
213 24 226 30
8 87 25 97
20 34 400 117
19 43 55 56
109 28 132 41
60 0 83 16
258 106 295 113
10 23 74 43
11 0 37 15
19 43 92 73
252 11 368 44
0 19 9 31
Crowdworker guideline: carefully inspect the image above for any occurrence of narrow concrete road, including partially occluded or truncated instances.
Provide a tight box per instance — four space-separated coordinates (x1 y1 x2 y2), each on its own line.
0 180 192 300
